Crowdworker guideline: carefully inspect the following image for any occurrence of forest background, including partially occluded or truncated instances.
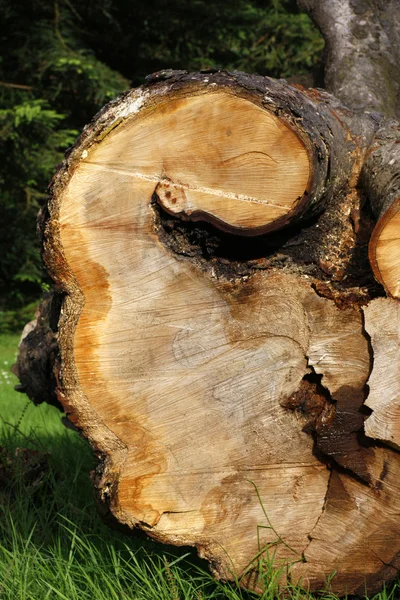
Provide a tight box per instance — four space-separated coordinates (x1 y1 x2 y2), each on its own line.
0 0 324 332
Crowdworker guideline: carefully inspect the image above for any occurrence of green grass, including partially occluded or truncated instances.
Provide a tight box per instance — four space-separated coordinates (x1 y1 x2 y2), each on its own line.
1 333 400 600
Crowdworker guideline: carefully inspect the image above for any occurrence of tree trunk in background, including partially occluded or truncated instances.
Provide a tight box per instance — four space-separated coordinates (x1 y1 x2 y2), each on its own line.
15 1 400 596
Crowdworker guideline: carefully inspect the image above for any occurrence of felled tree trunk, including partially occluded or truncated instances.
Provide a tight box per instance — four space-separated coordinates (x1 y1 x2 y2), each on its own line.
15 1 400 596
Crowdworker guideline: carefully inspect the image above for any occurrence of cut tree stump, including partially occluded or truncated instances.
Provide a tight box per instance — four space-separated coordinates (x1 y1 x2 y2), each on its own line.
363 121 400 299
15 69 400 596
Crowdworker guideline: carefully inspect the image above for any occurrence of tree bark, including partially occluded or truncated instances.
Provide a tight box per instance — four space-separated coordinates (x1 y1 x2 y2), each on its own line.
14 2 400 597
362 120 400 298
297 0 400 118
12 293 61 409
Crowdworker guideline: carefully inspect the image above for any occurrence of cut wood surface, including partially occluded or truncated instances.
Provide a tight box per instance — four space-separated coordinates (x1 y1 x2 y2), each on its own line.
363 122 400 299
23 70 400 596
130 92 310 234
369 204 400 299
363 298 400 449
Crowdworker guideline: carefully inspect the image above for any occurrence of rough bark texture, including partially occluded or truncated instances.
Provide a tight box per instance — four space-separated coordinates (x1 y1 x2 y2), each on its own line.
362 121 400 298
12 293 60 409
14 1 400 596
298 0 400 118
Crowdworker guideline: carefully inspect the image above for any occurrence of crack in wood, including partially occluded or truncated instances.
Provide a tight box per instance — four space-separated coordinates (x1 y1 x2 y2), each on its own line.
301 468 333 560
85 162 290 209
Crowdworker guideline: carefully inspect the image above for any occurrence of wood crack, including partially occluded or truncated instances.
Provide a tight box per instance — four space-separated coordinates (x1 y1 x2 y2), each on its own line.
371 550 398 573
301 467 333 560
85 162 290 209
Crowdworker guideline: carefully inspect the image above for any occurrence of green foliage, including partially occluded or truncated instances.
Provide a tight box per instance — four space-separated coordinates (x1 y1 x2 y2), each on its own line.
0 0 129 312
0 0 323 317
77 0 324 84
0 302 37 336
